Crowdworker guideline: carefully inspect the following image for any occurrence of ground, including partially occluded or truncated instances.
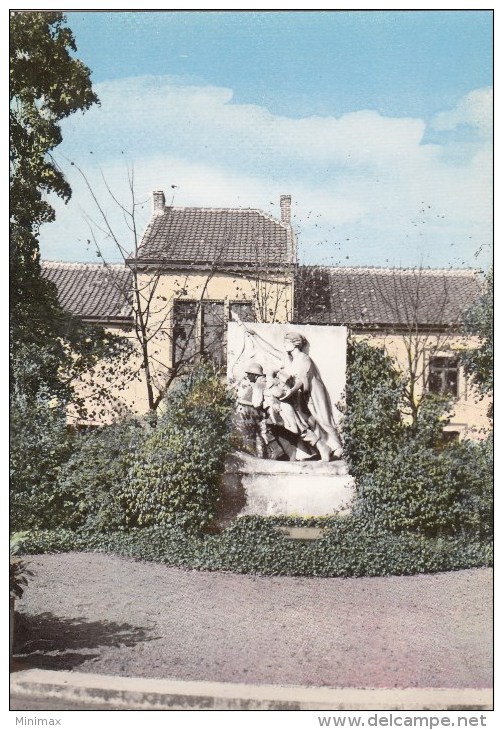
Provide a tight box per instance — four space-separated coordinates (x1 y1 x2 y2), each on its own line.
13 553 492 690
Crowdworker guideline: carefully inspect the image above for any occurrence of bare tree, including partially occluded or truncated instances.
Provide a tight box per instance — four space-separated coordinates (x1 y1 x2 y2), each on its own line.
72 163 235 415
71 164 295 416
233 264 294 325
360 266 477 427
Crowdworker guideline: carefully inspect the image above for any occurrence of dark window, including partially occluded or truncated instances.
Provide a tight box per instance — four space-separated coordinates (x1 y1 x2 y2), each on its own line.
173 301 198 366
229 301 255 323
428 356 459 397
440 430 460 445
173 299 255 369
201 301 226 367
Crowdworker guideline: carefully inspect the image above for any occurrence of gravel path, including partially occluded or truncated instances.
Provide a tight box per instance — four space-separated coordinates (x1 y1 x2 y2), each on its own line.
13 553 492 689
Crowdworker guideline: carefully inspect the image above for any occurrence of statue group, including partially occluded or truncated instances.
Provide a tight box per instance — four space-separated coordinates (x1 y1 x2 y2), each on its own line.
232 329 344 462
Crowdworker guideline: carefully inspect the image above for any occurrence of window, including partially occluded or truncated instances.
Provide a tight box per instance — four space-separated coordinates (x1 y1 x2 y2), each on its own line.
173 301 198 366
173 300 255 368
440 430 460 446
229 301 254 323
201 301 226 368
428 356 459 397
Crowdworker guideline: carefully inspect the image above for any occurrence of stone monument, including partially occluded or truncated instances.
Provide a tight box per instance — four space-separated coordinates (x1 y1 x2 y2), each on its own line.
218 322 355 520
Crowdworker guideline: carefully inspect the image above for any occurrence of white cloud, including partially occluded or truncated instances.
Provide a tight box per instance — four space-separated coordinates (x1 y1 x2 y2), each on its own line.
41 76 493 269
432 87 493 137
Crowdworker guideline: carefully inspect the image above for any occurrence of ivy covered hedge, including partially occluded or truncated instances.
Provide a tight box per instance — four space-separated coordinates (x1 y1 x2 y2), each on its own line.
18 516 492 577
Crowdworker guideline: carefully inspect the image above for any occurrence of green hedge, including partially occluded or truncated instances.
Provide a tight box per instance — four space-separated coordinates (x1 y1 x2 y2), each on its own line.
18 516 492 578
10 393 75 531
20 365 235 534
344 340 493 540
117 366 234 533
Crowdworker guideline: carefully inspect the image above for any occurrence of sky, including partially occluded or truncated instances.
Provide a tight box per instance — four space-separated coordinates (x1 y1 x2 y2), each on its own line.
35 9 493 269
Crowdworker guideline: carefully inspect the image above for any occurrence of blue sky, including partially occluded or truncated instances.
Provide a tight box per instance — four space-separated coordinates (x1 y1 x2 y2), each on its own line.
37 10 493 269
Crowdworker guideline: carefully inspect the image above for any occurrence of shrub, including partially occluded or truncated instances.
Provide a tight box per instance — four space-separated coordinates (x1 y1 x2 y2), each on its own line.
10 391 75 531
344 339 493 539
445 434 493 540
343 339 404 477
10 532 33 598
56 419 144 531
113 365 234 534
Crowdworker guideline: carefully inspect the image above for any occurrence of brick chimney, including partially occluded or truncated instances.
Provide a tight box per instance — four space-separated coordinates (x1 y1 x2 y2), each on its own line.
280 195 291 225
153 190 166 215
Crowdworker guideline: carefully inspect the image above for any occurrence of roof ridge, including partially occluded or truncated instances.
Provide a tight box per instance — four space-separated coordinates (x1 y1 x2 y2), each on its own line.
167 206 270 213
42 260 126 269
161 205 288 226
321 265 480 276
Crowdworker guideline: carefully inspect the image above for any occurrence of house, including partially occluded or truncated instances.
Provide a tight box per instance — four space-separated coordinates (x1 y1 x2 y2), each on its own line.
294 265 490 439
41 193 490 437
128 191 296 368
43 194 296 418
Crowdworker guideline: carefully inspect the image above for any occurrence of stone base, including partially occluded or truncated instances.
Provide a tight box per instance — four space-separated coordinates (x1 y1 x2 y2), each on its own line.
218 451 354 522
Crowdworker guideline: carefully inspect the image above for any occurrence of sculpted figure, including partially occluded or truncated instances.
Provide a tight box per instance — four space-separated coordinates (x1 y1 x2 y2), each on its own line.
233 327 344 462
234 361 267 458
278 332 344 461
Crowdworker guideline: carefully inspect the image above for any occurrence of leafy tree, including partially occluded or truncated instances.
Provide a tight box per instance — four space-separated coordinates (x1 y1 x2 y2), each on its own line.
10 11 98 287
9 14 135 528
461 267 493 399
10 11 99 394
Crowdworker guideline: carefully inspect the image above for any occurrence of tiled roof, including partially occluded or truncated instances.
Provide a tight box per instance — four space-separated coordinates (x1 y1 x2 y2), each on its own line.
132 207 294 268
294 266 482 328
41 262 132 322
41 262 483 329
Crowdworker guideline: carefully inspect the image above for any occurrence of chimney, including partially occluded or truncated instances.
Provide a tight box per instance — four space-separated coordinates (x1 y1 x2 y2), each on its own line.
153 190 166 215
280 195 291 225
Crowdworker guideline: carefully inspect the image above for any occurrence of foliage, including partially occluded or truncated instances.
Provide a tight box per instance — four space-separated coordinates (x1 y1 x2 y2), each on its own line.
444 434 493 540
10 532 33 599
11 335 492 579
353 433 493 538
57 419 144 532
10 11 108 411
11 317 133 414
344 339 493 538
343 339 404 478
10 328 134 531
48 365 234 534
10 392 75 531
10 11 98 300
18 516 492 578
461 267 493 399
119 366 235 533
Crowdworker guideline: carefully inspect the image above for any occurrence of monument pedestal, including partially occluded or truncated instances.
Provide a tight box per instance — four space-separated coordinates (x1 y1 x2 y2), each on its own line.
218 451 354 522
